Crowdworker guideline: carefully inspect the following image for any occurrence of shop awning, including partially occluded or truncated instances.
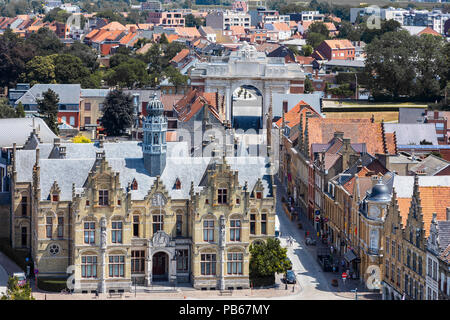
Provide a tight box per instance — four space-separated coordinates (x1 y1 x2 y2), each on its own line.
344 250 357 263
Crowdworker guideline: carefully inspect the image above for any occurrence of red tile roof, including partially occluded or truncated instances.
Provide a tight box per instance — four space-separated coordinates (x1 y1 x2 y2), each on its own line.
275 100 319 128
171 48 190 64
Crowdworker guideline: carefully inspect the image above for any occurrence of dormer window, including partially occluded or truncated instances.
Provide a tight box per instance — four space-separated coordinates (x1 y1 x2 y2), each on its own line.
236 198 240 205
205 199 209 204
131 179 138 190
52 194 59 202
86 200 90 206
256 192 262 199
174 178 181 190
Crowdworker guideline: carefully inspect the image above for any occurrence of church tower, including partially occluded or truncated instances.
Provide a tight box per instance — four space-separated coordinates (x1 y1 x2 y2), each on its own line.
143 94 167 176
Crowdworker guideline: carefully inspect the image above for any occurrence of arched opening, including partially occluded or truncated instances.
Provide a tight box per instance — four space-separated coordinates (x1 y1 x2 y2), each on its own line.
231 85 263 131
152 251 169 281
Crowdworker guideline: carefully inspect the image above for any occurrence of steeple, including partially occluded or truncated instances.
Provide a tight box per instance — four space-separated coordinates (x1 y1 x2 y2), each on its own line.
143 94 167 176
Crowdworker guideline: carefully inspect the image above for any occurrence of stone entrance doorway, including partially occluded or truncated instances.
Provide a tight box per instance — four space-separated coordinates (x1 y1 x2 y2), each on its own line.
152 251 168 281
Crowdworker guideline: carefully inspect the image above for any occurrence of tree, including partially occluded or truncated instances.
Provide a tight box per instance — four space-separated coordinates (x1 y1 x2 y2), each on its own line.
72 135 92 143
249 238 291 283
301 44 313 57
1 276 34 300
164 66 188 94
304 77 313 94
23 55 56 85
336 21 361 41
306 32 327 49
37 89 59 134
100 90 134 136
0 98 17 118
43 8 71 23
184 13 205 28
105 58 150 89
62 41 99 72
327 83 354 98
308 22 329 37
0 28 36 87
159 33 169 45
53 54 90 84
365 31 418 99
25 27 63 56
16 102 25 118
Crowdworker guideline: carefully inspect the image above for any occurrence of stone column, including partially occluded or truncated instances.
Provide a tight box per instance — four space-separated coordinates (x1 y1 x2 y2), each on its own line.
263 86 271 130
99 217 107 293
219 215 226 290
145 240 152 286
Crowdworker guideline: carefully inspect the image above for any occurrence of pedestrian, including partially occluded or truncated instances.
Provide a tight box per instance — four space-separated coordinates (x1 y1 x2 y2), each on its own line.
330 245 334 254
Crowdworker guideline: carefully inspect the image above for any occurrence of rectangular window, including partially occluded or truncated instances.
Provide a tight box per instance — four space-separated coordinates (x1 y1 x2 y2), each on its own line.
21 196 27 216
227 253 243 275
386 237 390 254
99 190 109 206
46 217 53 238
176 215 182 236
433 261 437 280
230 220 241 242
21 227 27 247
84 222 95 244
250 214 256 235
81 256 97 278
397 268 401 287
111 221 123 243
131 250 145 273
84 103 91 111
52 194 59 202
176 249 188 272
218 188 227 204
385 260 389 278
391 263 395 281
418 256 422 275
203 220 214 242
428 258 432 277
85 117 91 125
69 116 75 126
152 215 163 233
256 191 262 199
133 216 139 237
109 255 125 277
200 254 216 275
398 245 401 262
57 216 64 238
391 240 395 259
261 214 267 235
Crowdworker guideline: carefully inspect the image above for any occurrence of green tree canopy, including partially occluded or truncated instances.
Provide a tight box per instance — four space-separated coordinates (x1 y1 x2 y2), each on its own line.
43 7 71 23
53 54 90 84
105 58 150 89
62 41 99 72
0 28 36 87
308 22 329 37
23 55 56 85
184 14 205 28
25 27 64 56
1 276 34 300
301 44 313 57
249 238 292 278
100 90 134 136
0 98 17 118
37 89 59 134
306 32 327 49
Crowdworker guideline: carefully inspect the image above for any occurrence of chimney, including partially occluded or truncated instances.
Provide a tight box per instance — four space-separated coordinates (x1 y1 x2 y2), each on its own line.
59 146 66 159
53 137 61 147
334 131 344 140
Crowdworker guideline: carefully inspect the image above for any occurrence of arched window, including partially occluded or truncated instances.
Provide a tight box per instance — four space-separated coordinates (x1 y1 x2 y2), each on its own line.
131 179 138 190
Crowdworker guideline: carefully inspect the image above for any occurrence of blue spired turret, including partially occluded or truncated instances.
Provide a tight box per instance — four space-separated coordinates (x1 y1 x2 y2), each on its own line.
143 93 167 176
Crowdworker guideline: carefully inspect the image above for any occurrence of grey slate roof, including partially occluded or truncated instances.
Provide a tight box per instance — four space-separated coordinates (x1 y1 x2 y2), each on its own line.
15 84 81 106
383 123 438 145
393 175 450 198
437 221 450 253
398 107 426 123
408 154 450 176
16 141 272 201
0 118 58 148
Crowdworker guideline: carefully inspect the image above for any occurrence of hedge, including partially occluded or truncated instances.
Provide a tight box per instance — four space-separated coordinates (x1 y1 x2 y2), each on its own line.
250 275 275 288
37 278 68 292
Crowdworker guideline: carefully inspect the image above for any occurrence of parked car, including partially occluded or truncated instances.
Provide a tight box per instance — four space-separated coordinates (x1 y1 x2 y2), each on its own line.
13 272 26 286
284 270 297 284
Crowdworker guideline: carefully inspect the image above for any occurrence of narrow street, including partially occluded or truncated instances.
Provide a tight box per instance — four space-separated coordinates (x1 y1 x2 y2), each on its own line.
274 176 380 300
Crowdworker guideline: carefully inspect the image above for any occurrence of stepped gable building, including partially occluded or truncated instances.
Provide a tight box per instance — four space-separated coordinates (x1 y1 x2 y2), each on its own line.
10 95 276 293
382 176 450 300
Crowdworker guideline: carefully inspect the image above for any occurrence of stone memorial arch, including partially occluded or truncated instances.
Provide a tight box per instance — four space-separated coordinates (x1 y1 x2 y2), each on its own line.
190 42 306 130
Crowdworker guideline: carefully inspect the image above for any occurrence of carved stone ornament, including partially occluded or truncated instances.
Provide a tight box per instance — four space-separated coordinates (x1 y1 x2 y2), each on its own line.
153 231 169 247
